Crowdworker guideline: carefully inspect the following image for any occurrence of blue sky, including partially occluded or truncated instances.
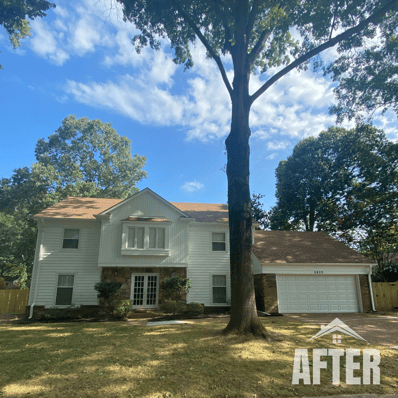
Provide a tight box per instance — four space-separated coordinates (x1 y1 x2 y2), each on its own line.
1 0 397 211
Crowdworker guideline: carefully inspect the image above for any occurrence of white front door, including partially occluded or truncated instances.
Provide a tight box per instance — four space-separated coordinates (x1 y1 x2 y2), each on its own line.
276 275 360 313
131 274 159 309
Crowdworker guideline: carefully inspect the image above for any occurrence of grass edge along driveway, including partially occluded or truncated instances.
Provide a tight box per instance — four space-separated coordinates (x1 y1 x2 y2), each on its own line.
0 317 397 398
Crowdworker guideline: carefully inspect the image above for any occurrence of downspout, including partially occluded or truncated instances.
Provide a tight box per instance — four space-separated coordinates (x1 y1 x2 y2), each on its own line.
29 219 45 319
368 265 376 312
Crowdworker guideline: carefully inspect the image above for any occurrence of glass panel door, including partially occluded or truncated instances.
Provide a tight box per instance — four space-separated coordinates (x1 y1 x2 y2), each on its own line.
131 274 158 308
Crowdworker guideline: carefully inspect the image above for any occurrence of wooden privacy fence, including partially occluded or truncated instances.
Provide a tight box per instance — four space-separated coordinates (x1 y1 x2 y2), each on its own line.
0 289 30 314
372 282 398 312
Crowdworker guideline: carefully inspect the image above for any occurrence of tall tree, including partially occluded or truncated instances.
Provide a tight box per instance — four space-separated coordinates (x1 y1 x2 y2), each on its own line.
114 0 398 336
0 115 147 281
271 127 358 232
0 0 55 69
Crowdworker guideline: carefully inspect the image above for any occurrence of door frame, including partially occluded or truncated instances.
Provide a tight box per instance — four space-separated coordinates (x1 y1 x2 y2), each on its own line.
130 273 159 309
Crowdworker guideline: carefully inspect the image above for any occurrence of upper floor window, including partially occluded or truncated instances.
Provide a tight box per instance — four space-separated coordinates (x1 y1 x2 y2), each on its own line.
127 227 166 250
149 227 165 249
122 221 170 256
63 229 79 249
212 232 226 251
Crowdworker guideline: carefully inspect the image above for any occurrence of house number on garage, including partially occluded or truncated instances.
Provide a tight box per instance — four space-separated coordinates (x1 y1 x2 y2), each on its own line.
314 271 324 274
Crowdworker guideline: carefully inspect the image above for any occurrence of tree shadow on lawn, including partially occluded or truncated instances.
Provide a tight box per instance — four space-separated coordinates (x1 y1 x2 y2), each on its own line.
0 318 396 398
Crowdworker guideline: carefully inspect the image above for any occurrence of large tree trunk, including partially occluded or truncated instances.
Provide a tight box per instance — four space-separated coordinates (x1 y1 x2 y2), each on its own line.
222 61 269 338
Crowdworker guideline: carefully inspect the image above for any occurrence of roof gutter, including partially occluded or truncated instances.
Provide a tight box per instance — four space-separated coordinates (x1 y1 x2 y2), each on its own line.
368 265 376 312
29 219 45 319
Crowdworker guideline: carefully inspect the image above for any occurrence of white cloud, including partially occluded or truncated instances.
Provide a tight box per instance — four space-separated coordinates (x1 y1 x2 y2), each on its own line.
266 153 277 160
37 1 395 147
181 181 204 192
266 141 291 151
30 19 70 65
69 17 102 55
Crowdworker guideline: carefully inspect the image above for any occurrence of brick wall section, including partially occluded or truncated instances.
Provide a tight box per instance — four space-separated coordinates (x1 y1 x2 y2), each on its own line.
359 274 372 312
254 273 279 314
101 267 187 305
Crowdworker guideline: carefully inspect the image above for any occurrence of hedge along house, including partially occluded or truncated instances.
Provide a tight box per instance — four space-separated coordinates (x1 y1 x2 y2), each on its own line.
26 188 376 317
252 231 376 314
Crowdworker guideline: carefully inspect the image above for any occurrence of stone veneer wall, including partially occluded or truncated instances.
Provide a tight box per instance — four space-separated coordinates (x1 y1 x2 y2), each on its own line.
101 267 187 305
254 273 279 314
359 274 372 312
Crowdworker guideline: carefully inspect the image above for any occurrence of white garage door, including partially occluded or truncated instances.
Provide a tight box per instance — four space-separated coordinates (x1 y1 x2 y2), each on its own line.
276 275 360 313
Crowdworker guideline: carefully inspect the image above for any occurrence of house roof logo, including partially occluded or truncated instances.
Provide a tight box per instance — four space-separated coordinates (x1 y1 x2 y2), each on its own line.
307 318 367 343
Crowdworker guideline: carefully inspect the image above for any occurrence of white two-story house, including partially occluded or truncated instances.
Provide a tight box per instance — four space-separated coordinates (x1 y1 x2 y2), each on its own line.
26 188 376 317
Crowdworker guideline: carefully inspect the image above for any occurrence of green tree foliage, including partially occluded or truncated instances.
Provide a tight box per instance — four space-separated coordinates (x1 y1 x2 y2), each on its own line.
271 125 398 272
114 0 398 336
0 116 147 282
0 0 55 69
328 10 398 122
251 193 270 230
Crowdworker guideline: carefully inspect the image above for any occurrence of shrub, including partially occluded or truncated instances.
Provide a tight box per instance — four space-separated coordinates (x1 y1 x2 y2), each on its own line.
160 300 187 314
94 282 123 314
112 299 133 319
160 277 191 301
186 302 204 316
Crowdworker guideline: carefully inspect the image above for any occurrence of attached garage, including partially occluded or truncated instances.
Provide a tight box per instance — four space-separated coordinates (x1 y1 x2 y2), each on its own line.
252 231 376 314
276 275 360 313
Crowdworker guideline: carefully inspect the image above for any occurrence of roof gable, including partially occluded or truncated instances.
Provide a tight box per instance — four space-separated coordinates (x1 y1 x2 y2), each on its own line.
98 188 189 218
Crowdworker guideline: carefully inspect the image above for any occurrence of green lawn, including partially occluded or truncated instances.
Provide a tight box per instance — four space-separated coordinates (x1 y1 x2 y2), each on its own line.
0 317 397 397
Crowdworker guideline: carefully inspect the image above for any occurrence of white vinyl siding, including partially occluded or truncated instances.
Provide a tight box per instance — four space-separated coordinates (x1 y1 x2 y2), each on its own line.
276 275 360 313
187 225 230 306
29 220 101 307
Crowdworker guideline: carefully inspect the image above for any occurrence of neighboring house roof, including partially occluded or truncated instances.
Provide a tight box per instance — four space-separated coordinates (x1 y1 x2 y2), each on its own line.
253 230 373 264
33 196 229 223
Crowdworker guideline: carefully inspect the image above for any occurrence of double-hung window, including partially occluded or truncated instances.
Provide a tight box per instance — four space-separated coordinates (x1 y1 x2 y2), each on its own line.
63 229 79 249
212 232 226 251
55 275 74 305
212 275 227 304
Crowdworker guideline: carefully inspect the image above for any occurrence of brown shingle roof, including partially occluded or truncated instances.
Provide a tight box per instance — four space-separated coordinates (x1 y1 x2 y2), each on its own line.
252 230 373 264
33 197 123 219
34 197 229 222
170 202 228 223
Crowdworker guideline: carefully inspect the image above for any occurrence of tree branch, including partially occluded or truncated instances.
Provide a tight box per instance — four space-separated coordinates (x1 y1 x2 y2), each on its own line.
170 0 233 97
246 0 259 38
248 27 272 65
249 0 398 105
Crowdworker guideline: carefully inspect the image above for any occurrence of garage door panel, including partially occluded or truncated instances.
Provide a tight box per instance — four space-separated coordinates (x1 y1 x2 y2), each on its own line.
277 274 359 313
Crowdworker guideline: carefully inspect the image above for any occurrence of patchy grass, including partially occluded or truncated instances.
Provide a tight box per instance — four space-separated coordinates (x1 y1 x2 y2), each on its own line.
0 317 397 397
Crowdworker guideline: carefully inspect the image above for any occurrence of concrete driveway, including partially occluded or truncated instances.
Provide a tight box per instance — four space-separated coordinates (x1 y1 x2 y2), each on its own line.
284 313 398 347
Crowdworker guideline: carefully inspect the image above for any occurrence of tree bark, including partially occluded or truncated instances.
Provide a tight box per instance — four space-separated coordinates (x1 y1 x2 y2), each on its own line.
222 46 269 338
